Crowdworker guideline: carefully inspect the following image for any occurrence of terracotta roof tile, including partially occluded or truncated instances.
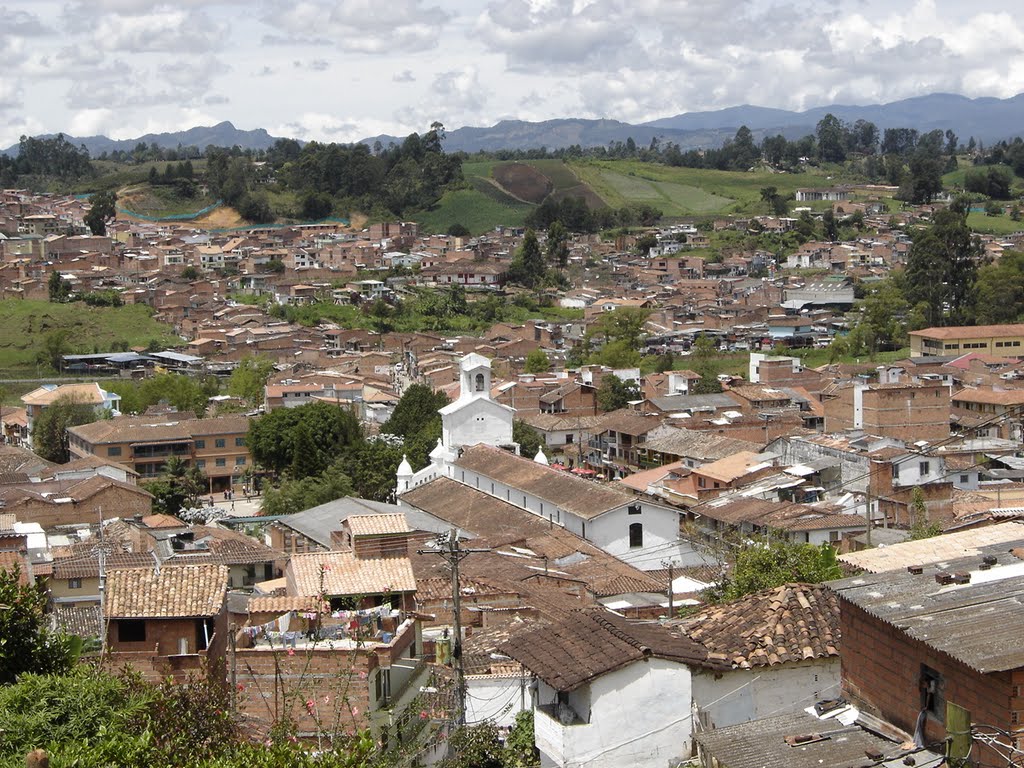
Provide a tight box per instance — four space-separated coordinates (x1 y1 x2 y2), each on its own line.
347 513 410 537
287 551 416 597
681 583 841 668
501 609 722 691
105 563 228 618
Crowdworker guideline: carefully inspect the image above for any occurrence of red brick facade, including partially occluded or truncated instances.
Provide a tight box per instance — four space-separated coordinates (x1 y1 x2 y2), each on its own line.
839 597 1022 765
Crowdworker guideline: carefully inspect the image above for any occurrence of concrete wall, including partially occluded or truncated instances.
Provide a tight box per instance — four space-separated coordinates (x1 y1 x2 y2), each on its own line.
692 658 839 730
534 658 694 768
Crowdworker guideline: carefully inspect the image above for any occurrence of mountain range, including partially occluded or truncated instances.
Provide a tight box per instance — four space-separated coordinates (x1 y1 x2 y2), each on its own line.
6 92 1024 157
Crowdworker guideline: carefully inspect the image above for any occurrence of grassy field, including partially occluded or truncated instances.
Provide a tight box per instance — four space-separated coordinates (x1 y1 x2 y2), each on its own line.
966 211 1024 235
942 163 1024 189
412 187 534 234
117 184 219 218
0 300 181 375
571 160 834 216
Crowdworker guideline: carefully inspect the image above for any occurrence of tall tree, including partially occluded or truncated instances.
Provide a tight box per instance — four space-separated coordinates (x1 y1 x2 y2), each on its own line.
227 355 276 406
144 456 207 515
815 113 847 163
84 191 117 236
31 396 98 463
596 374 641 412
0 567 77 684
905 208 983 326
508 229 545 288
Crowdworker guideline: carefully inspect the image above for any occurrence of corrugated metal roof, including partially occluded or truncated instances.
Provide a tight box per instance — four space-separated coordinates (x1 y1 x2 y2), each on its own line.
830 543 1024 673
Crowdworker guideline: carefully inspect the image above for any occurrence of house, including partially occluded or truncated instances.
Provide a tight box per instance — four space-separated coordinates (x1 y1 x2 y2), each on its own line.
21 382 121 446
822 381 950 444
694 710 944 768
501 609 723 768
682 583 841 730
829 528 1024 768
105 563 229 658
67 413 251 491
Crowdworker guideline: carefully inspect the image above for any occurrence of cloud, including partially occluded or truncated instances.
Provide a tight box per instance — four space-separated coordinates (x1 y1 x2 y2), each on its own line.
0 79 24 111
205 94 230 105
88 7 225 54
393 70 416 83
293 59 331 71
260 0 451 53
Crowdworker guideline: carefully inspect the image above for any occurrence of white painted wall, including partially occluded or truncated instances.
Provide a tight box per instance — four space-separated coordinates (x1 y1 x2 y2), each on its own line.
534 658 694 768
466 676 529 728
691 657 839 731
442 398 514 452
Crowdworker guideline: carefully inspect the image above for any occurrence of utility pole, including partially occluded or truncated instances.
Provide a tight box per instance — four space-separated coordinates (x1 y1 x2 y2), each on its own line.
865 460 872 548
98 506 106 654
418 529 489 726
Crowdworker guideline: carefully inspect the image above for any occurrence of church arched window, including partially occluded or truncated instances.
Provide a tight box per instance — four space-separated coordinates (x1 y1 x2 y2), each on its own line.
474 373 485 392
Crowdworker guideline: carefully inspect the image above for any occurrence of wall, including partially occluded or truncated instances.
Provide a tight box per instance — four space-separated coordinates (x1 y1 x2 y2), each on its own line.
107 617 210 655
692 658 839 730
534 658 694 768
10 485 152 528
466 675 527 728
840 597 1021 766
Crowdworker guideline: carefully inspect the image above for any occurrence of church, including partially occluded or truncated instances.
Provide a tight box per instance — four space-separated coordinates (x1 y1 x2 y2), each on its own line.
396 354 707 572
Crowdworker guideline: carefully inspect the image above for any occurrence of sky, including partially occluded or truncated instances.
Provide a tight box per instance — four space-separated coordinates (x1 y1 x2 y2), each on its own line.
2 0 1024 148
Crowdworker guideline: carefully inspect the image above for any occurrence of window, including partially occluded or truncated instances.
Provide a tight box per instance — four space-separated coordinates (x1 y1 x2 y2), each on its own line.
919 461 930 475
960 474 969 484
566 434 574 444
215 438 226 448
118 620 147 643
474 373 485 392
374 668 392 707
68 578 82 590
235 437 246 447
235 456 246 465
196 460 206 469
920 664 945 722
628 504 642 515
194 439 205 449
698 477 706 488
108 446 122 457
892 463 901 480
216 458 226 467
629 522 644 549
829 530 840 542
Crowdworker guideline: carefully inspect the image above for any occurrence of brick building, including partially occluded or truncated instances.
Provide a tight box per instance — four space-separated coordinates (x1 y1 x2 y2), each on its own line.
823 382 950 443
830 533 1024 767
68 413 251 491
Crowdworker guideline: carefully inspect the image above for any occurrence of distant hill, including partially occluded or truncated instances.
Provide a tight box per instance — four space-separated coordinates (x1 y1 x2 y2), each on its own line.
643 92 1024 142
7 92 1024 159
1 121 286 157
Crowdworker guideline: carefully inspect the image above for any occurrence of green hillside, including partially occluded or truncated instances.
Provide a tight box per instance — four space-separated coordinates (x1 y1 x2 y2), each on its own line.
0 300 181 375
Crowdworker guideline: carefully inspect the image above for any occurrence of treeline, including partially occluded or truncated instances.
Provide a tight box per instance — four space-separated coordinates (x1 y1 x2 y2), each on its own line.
526 195 661 232
0 134 95 186
838 203 1024 357
201 123 463 222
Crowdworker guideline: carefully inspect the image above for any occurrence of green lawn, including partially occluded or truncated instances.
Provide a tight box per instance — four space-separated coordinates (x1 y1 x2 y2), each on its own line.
118 185 220 218
412 188 534 235
0 300 181 375
966 211 1024 235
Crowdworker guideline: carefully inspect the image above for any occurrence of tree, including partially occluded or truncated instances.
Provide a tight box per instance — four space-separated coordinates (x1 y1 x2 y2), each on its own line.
589 306 650 350
447 223 470 237
0 568 78 684
439 720 505 768
523 348 551 374
181 265 200 280
513 420 546 460
508 229 545 288
975 250 1024 325
822 209 838 241
905 208 983 326
31 396 97 463
343 439 405 502
816 114 847 163
909 486 942 540
546 220 570 268
47 272 71 303
596 374 641 412
504 711 538 767
144 456 207 515
759 186 788 216
706 539 843 603
227 355 276 406
382 384 450 440
262 463 354 516
249 401 363 476
84 190 117 235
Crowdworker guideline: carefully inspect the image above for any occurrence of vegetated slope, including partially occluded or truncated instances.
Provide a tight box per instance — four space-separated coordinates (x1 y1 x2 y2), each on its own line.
0 300 180 374
492 163 553 204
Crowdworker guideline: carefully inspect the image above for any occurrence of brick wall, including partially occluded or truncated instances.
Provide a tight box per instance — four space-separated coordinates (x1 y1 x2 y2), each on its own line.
233 648 376 735
839 596 1021 765
11 486 152 528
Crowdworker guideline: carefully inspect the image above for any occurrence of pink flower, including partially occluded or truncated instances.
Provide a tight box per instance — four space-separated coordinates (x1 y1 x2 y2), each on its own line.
306 698 316 714
419 711 428 720
321 563 332 572
236 683 245 692
358 671 367 680
352 706 360 716
287 648 295 656
323 695 330 704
